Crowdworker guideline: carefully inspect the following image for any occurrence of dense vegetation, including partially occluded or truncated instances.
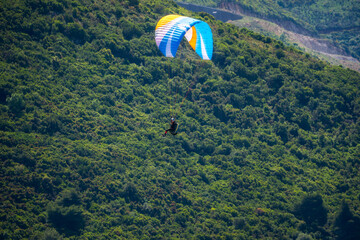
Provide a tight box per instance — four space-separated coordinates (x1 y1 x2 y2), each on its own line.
178 0 360 30
1 0 360 239
179 0 360 60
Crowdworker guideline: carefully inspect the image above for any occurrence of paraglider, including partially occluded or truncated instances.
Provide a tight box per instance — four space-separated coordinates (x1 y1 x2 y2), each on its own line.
155 14 213 60
162 117 179 137
155 15 213 136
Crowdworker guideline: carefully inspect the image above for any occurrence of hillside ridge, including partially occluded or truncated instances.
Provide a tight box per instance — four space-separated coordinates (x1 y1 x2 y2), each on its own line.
219 1 313 35
178 0 360 62
178 1 360 71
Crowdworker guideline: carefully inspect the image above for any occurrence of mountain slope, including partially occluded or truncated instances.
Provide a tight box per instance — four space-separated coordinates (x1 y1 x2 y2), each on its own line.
1 0 360 239
179 0 360 61
228 16 360 72
178 0 360 32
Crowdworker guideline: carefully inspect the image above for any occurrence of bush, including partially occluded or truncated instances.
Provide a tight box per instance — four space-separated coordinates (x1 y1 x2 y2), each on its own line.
266 73 284 91
38 228 63 240
296 232 313 240
42 115 62 135
58 189 81 207
233 217 246 230
65 23 88 43
47 189 84 235
47 204 85 235
123 183 141 202
7 93 25 115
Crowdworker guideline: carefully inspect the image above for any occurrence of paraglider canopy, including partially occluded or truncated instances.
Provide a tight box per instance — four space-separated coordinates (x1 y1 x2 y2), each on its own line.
155 15 213 60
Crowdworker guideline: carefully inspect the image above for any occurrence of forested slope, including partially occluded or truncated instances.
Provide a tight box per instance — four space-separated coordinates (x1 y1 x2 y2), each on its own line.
1 0 360 239
179 0 360 61
187 0 360 32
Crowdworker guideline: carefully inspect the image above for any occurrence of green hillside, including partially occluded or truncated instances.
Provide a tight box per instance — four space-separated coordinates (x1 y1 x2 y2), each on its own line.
1 0 360 239
179 0 360 60
178 0 360 31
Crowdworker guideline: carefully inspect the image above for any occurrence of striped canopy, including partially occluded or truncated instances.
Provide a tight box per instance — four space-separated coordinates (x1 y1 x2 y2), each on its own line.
155 15 213 60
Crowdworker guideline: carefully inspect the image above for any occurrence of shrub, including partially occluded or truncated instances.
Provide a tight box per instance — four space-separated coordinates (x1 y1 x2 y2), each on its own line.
7 93 25 115
38 228 63 240
123 183 141 202
296 232 313 240
58 189 82 207
65 23 87 43
47 204 85 235
233 217 246 230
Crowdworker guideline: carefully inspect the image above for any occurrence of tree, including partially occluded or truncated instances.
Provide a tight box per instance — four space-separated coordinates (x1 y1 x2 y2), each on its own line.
123 183 141 202
47 189 85 235
47 204 85 235
293 194 328 231
333 201 360 240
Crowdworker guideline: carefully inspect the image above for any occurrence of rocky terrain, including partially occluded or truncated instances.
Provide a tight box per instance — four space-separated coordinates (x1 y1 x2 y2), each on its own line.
177 1 360 72
230 16 360 72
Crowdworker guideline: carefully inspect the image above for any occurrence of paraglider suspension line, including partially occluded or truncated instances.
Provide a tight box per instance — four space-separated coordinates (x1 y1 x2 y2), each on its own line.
169 80 179 118
174 81 194 119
